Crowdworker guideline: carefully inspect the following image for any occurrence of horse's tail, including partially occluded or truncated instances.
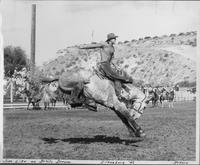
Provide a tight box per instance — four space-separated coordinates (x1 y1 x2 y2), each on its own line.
41 91 51 103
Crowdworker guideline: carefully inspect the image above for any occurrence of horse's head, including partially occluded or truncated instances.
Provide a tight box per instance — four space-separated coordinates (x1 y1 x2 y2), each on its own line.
121 84 149 120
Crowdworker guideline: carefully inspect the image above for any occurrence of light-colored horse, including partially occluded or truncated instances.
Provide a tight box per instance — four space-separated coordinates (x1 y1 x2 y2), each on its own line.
57 68 149 137
40 84 58 110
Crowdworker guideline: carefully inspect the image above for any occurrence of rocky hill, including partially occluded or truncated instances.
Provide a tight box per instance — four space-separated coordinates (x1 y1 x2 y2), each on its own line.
41 31 197 86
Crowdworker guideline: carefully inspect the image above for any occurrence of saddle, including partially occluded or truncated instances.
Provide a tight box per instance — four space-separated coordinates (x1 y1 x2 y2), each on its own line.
93 63 107 80
94 62 132 82
94 63 133 107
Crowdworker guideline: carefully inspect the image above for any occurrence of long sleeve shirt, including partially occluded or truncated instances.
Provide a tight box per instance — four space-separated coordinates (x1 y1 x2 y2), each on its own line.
79 42 115 64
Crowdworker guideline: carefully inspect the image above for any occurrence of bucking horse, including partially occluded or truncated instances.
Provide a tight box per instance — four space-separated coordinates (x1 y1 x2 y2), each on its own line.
44 66 151 138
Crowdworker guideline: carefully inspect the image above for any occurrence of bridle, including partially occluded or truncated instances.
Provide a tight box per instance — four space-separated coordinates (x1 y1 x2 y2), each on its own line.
131 94 147 115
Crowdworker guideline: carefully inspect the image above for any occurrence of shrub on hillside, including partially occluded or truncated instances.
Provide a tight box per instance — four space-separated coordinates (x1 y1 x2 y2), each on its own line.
131 67 137 74
170 33 176 37
138 38 143 41
159 57 167 62
60 61 65 64
119 60 124 64
191 31 197 35
178 32 185 36
124 64 129 68
161 35 168 38
164 53 169 57
190 38 197 47
176 81 196 87
124 40 129 44
153 36 159 39
186 32 191 35
60 68 65 74
132 54 137 58
144 36 151 40
131 39 136 42
136 61 144 65
55 71 60 75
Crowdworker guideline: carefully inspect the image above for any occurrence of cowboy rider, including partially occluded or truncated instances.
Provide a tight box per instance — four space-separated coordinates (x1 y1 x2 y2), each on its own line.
79 33 133 100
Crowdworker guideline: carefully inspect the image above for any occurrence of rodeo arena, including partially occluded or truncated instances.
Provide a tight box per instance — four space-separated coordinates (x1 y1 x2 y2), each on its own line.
3 65 197 164
2 2 199 165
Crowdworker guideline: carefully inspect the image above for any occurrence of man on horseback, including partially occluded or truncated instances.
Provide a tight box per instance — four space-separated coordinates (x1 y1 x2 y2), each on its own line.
79 33 133 102
49 33 147 137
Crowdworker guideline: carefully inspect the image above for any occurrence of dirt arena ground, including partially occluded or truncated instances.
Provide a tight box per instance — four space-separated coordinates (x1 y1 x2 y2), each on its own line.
3 101 196 161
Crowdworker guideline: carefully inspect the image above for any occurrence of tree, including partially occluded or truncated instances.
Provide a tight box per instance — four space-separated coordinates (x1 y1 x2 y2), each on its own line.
4 46 28 77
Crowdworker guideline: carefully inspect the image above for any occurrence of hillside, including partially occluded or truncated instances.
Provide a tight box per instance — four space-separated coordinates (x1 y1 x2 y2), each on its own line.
41 31 197 86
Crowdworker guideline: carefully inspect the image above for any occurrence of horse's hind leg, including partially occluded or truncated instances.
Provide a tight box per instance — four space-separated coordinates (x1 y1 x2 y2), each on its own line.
112 98 145 137
114 110 136 137
44 103 47 110
161 100 164 108
27 101 30 110
114 110 145 137
168 101 171 109
115 111 146 137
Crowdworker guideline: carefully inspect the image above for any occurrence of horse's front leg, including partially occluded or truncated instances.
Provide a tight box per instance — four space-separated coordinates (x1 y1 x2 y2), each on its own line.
53 101 55 109
161 99 164 108
32 102 36 110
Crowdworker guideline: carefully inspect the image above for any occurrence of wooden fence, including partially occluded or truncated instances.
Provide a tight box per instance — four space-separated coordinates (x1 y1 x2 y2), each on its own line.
174 91 196 101
3 102 68 109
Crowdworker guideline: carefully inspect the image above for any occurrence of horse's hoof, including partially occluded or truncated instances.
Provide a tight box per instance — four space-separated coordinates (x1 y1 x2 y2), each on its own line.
135 129 146 138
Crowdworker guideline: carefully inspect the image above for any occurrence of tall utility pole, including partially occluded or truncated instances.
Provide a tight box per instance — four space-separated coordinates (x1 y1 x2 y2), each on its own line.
91 30 94 43
30 4 36 77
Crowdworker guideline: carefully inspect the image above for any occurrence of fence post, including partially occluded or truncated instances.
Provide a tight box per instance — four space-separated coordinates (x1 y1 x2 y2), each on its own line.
26 81 29 103
10 79 13 103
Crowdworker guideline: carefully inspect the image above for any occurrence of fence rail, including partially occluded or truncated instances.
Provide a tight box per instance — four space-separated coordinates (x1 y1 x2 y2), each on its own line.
3 91 196 110
3 102 68 109
174 91 196 101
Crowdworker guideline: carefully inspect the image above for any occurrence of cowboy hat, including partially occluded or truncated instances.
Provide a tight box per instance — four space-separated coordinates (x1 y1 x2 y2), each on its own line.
106 33 118 41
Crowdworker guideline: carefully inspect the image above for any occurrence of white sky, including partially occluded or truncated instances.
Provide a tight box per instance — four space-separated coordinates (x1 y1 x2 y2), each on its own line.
1 0 200 66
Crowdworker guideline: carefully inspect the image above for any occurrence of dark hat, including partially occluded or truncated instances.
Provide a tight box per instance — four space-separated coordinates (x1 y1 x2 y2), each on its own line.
106 33 118 41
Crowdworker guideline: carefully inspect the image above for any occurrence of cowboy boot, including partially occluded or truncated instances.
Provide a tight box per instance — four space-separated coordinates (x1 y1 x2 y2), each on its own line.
114 81 122 98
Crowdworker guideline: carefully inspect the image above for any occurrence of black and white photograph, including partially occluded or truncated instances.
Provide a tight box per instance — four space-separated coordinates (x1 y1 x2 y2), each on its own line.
0 0 199 164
